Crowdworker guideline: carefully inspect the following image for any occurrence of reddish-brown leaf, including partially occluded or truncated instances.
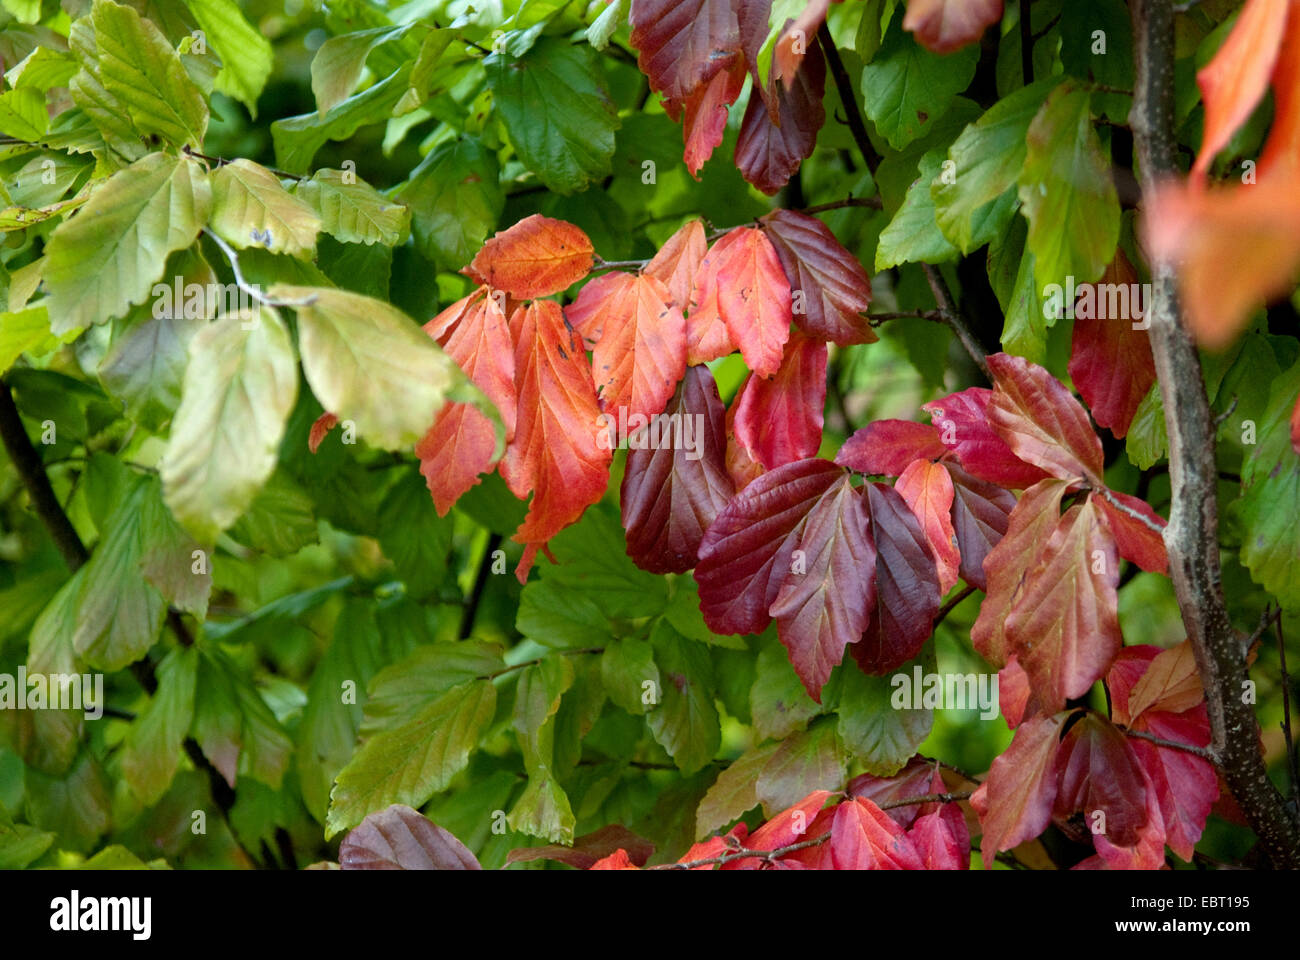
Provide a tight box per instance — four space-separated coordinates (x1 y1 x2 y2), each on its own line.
499 300 611 573
339 805 481 870
694 457 843 637
735 43 826 195
724 789 834 869
923 388 1050 489
773 0 831 85
675 57 746 176
945 462 1016 592
971 477 1070 666
621 365 734 574
1191 0 1289 183
847 757 944 829
970 711 1067 867
830 797 923 870
852 482 940 675
1067 252 1156 439
1292 395 1300 456
645 220 708 312
467 214 595 299
759 208 875 345
1053 713 1149 848
1095 490 1168 575
836 420 947 477
909 801 971 870
417 288 517 515
896 458 960 594
309 412 339 453
731 329 827 470
986 353 1105 485
903 0 1004 54
1004 498 1122 712
768 471 876 701
688 226 792 376
565 271 688 425
998 654 1035 728
629 0 741 100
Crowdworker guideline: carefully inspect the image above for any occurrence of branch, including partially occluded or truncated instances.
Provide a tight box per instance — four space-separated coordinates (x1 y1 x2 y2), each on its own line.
817 24 882 173
1121 727 1217 763
922 264 991 379
1129 0 1300 868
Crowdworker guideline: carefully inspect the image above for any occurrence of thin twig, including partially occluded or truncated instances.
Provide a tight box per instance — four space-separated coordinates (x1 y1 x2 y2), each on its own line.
1094 485 1166 535
817 24 882 173
203 229 320 308
800 196 882 215
1278 614 1298 802
1121 726 1217 763
869 309 944 326
936 584 978 627
922 264 991 378
182 145 302 182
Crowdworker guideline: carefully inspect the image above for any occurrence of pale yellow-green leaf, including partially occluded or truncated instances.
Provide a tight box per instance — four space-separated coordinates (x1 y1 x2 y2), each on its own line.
160 307 298 543
182 0 272 116
0 305 52 374
0 87 48 140
273 285 466 450
209 159 320 259
294 168 410 246
44 152 211 334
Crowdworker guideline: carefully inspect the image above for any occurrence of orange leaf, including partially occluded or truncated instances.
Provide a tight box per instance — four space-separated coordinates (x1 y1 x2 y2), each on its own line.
1191 0 1289 183
467 214 595 298
896 458 960 594
499 300 611 573
903 0 1004 54
774 0 830 85
565 271 688 425
308 412 339 453
1261 0 1300 179
678 58 745 176
689 226 792 376
645 220 708 313
1142 177 1300 349
1126 640 1204 723
416 288 517 515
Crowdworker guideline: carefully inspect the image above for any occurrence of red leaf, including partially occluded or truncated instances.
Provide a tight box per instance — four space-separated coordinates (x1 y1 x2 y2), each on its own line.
853 482 940 675
417 288 517 515
896 458 960 594
903 0 1004 54
848 757 945 829
645 220 708 312
308 412 338 453
1191 0 1289 183
676 58 746 176
508 825 656 869
1004 498 1122 712
695 458 844 636
467 215 595 299
945 462 1017 592
830 797 923 870
1053 713 1149 848
724 397 765 492
679 822 749 869
971 478 1070 667
909 803 971 870
726 789 835 869
1067 252 1156 439
1292 395 1300 456
836 420 947 477
986 353 1104 485
566 271 688 425
759 208 875 345
735 42 826 195
621 365 735 573
998 655 1035 729
1106 645 1162 726
1130 708 1217 861
773 0 830 85
688 226 792 376
339 805 480 870
731 329 827 470
589 849 640 870
923 388 1050 489
768 470 876 701
629 0 741 100
971 712 1068 866
499 300 611 570
1084 764 1167 870
1095 490 1168 575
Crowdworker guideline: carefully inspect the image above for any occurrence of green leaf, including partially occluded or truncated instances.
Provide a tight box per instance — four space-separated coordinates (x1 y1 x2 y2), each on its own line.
646 620 720 774
586 0 627 50
0 87 48 140
513 656 575 769
376 470 451 599
190 645 293 789
754 716 847 816
209 159 321 259
987 213 1046 363
327 678 496 837
271 66 411 175
932 79 1058 253
183 0 273 115
309 25 413 116
1239 359 1300 610
601 636 659 715
1016 85 1119 290
296 168 411 247
23 752 111 854
121 646 198 805
1126 383 1167 470
160 307 298 543
70 0 208 155
541 507 669 619
835 657 935 777
485 35 620 195
274 285 472 451
396 136 503 271
876 150 959 271
861 19 979 151
517 579 611 649
506 770 576 845
0 305 54 375
362 641 505 733
0 821 55 869
662 576 747 648
227 471 319 557
138 474 213 618
45 153 212 335
751 639 821 741
694 741 779 840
